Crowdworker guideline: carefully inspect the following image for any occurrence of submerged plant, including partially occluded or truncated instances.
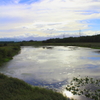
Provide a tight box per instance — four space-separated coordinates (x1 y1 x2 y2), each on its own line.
66 76 100 100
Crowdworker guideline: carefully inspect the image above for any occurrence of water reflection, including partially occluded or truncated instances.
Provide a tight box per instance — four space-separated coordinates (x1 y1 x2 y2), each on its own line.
63 89 92 100
0 46 100 100
63 90 73 98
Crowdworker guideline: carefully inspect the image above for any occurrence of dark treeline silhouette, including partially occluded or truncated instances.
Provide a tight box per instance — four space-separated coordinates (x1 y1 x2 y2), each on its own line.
42 34 100 43
0 41 14 43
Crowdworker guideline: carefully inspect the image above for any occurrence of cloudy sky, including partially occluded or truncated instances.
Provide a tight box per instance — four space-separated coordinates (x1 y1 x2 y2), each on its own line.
0 0 100 41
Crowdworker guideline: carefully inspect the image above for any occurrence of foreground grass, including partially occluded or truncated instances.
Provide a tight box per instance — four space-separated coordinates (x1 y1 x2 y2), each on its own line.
0 73 71 100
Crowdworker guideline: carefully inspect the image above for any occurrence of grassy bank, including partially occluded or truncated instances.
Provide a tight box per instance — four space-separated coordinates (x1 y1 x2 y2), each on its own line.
1 41 100 48
41 42 100 49
18 42 100 49
0 73 72 100
0 45 20 66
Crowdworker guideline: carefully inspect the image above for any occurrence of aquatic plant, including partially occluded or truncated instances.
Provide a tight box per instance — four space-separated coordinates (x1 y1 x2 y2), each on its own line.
66 76 100 100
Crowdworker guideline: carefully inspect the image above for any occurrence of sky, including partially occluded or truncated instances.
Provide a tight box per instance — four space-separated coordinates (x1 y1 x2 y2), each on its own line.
0 0 100 41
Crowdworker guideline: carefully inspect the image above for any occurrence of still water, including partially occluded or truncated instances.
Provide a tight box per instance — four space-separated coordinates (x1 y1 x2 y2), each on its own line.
0 46 100 100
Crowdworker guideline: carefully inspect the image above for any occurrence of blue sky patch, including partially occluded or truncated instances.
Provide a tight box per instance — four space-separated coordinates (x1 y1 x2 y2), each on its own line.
19 0 41 4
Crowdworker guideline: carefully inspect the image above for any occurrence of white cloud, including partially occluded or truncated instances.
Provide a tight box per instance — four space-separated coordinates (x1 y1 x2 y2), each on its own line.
0 0 100 39
83 30 100 36
14 0 20 4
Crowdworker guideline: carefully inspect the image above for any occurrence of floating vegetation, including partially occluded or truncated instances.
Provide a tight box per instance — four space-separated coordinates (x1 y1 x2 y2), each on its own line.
66 76 100 100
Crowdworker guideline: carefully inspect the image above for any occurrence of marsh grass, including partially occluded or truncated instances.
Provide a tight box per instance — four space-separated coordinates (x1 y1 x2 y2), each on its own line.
0 73 71 100
1 41 100 48
66 76 100 100
0 45 20 66
41 42 100 48
19 42 100 49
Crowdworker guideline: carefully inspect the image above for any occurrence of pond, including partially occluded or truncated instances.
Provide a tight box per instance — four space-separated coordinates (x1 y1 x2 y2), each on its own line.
0 46 100 100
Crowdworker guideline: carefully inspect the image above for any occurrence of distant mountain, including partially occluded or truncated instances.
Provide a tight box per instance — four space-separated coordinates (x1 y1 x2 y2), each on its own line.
0 36 48 42
0 38 20 42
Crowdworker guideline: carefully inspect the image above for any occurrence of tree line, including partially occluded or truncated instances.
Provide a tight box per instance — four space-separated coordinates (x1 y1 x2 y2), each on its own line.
42 34 100 43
